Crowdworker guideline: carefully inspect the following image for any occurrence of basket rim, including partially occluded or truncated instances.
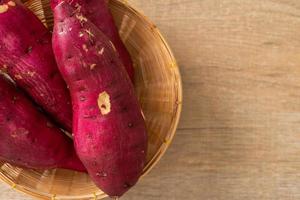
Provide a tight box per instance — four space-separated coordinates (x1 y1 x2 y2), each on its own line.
0 0 183 199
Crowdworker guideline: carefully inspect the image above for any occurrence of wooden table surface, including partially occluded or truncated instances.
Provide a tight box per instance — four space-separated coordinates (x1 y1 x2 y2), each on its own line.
3 0 300 199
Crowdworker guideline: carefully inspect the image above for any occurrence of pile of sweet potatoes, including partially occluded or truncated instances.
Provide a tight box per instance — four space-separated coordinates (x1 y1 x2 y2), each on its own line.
0 0 147 198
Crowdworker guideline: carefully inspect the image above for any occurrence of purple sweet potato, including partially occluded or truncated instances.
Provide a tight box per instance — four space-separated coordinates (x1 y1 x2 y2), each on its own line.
0 75 85 172
0 0 72 131
52 2 147 197
51 0 135 82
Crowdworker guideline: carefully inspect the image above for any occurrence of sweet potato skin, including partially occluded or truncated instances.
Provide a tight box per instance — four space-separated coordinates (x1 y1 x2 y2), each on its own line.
52 3 147 197
51 0 135 82
0 75 85 172
0 0 72 131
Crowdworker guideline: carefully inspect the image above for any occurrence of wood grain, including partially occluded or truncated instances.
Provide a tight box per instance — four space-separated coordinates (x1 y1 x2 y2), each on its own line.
3 0 300 199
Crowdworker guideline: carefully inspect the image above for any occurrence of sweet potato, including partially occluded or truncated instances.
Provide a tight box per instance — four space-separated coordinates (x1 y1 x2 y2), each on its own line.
51 0 135 82
0 75 85 172
0 0 72 131
52 2 147 197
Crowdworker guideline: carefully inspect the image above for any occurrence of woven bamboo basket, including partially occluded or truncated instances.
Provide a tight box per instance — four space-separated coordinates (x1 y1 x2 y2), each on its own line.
0 0 182 199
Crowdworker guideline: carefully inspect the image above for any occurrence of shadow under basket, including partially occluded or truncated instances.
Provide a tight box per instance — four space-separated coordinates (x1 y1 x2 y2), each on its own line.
0 0 182 199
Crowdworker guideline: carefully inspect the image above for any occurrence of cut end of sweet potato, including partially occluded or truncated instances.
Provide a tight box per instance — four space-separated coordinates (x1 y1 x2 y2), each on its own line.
0 4 8 13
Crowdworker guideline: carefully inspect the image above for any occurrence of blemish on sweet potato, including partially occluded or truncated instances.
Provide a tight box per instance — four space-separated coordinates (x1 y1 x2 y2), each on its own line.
0 5 8 14
121 106 128 113
77 85 86 92
98 47 104 55
123 182 132 189
0 64 8 73
74 3 81 10
58 25 65 35
83 114 97 119
49 71 57 79
96 171 107 177
5 116 10 122
89 38 95 46
12 96 18 104
79 96 86 101
11 128 29 138
82 44 88 52
73 3 82 14
90 63 96 70
27 71 35 77
84 29 94 37
76 14 87 22
109 41 117 52
80 59 88 68
46 121 53 128
7 1 16 7
26 46 33 53
128 123 133 128
78 32 84 37
14 74 22 79
97 91 111 115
